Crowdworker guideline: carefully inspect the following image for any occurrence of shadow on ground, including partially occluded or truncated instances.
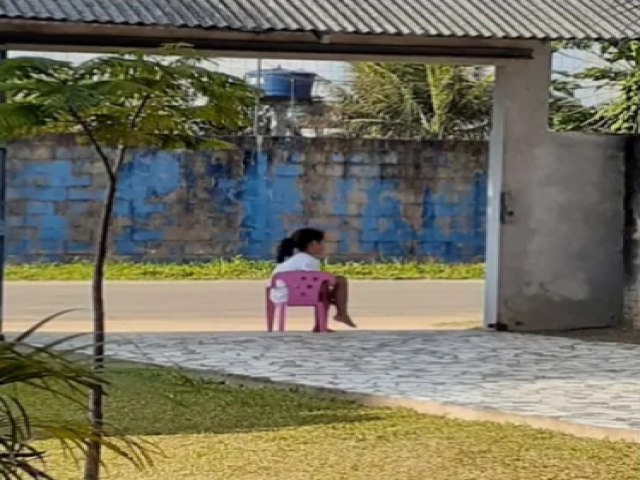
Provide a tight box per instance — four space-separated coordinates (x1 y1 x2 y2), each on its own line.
21 365 383 437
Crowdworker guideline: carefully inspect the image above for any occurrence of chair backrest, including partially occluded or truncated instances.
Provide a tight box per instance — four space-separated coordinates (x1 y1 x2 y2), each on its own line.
271 271 336 306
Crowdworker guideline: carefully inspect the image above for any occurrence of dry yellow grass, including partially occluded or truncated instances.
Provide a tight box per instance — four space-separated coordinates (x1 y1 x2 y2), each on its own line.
21 366 640 480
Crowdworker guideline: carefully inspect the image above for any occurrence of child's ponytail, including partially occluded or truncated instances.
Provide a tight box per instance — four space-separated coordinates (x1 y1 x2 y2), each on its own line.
275 228 325 263
276 237 296 263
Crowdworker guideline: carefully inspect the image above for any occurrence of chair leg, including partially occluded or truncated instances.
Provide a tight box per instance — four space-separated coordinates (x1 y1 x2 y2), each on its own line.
278 304 287 332
266 294 275 332
315 281 332 332
315 304 329 332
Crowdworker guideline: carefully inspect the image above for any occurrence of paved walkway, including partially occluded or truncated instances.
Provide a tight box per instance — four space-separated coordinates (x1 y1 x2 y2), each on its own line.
6 280 482 332
38 330 640 436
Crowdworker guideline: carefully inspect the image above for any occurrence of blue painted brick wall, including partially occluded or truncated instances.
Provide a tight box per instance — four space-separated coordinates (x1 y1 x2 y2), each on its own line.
6 136 488 263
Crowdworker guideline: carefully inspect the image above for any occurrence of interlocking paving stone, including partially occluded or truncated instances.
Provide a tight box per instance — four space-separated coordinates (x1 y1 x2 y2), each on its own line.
33 331 640 431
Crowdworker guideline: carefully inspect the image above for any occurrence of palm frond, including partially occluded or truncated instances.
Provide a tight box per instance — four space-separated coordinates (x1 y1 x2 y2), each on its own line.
337 62 491 139
0 315 155 478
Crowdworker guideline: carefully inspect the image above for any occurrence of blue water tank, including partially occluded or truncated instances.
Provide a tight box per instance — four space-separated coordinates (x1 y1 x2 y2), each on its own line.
246 68 316 100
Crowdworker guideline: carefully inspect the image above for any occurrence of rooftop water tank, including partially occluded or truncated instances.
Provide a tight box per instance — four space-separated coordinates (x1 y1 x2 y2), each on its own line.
246 67 317 101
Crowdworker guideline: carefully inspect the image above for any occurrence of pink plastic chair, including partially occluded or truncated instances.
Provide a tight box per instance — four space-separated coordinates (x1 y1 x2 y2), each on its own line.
266 271 336 332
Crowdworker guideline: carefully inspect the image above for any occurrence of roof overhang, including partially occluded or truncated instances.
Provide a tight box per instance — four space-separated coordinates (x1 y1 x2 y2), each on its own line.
0 20 535 64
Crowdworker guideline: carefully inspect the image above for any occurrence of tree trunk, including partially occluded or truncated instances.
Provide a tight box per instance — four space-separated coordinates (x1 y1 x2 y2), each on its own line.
83 177 117 480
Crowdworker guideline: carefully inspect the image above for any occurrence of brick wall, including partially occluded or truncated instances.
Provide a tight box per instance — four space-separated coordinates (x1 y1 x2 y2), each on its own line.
6 135 488 263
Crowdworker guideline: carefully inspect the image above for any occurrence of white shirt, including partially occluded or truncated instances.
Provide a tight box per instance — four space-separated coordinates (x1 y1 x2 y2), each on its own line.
270 252 321 303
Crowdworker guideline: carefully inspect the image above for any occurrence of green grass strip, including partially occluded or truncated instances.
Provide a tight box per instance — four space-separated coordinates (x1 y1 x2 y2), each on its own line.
6 259 484 281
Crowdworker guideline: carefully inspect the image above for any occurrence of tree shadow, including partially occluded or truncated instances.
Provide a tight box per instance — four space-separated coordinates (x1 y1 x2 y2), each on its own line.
23 364 385 438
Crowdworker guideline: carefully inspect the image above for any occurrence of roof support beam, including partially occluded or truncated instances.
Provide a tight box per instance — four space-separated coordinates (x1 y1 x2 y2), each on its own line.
0 20 533 64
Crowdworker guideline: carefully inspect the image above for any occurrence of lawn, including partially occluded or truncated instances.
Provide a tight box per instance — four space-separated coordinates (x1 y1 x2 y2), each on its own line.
19 365 640 480
5 259 484 281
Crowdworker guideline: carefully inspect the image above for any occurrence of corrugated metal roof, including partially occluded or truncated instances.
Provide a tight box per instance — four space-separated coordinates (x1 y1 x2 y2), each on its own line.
0 0 638 40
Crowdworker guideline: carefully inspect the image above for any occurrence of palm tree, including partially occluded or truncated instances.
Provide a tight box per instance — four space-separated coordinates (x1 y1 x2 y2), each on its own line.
0 313 149 479
335 62 493 139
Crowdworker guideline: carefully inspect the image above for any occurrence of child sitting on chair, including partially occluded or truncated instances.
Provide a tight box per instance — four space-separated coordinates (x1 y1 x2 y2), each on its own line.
271 228 357 332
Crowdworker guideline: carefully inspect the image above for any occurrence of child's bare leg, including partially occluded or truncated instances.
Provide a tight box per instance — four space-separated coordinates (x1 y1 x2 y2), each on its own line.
332 276 357 328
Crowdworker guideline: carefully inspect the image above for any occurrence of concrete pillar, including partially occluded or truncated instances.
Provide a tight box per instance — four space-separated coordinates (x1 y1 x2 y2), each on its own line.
485 42 625 331
485 42 552 330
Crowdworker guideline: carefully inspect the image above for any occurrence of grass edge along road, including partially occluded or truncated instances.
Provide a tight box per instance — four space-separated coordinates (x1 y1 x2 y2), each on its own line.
24 364 640 480
6 259 484 281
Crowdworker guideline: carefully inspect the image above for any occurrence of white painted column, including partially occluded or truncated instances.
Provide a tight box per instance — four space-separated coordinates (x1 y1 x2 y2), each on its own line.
483 64 506 328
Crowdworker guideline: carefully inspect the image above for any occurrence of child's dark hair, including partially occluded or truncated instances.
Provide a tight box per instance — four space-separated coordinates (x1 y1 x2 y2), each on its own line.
276 228 325 263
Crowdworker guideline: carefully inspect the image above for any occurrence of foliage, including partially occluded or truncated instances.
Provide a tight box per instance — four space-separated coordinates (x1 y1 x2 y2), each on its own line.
426 65 492 139
0 315 150 479
5 259 485 281
549 75 600 132
19 365 640 480
0 46 255 149
0 45 255 479
551 40 640 133
334 63 492 139
576 41 640 133
339 43 640 137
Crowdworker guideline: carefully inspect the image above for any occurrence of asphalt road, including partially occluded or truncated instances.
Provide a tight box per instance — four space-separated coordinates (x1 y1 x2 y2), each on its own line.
4 280 483 332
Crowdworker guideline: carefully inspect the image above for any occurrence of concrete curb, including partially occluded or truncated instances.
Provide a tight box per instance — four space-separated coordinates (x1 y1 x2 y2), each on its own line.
158 364 640 444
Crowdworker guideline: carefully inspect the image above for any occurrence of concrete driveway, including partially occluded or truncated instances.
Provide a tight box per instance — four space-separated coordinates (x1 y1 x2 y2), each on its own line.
5 280 483 332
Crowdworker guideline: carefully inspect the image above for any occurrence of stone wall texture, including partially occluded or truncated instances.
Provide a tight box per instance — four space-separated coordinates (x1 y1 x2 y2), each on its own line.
6 135 488 263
